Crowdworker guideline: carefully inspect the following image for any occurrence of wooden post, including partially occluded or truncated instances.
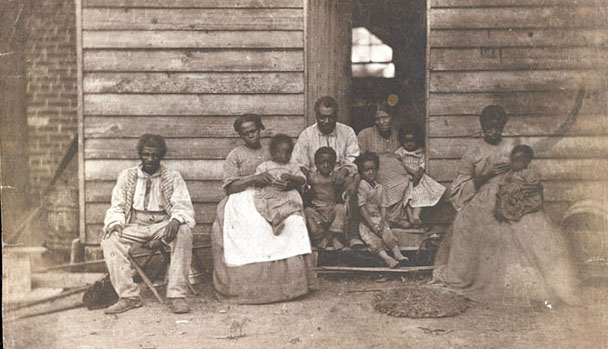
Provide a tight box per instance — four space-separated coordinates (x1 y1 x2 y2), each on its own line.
305 0 353 126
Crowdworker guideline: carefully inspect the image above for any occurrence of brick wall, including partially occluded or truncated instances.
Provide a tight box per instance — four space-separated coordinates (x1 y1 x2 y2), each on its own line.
25 0 78 201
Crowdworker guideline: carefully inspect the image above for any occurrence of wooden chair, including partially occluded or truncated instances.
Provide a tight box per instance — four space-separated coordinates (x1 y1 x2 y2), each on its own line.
127 240 201 303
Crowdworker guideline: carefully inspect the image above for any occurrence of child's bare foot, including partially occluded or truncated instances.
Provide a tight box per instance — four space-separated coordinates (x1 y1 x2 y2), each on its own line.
391 246 409 262
331 237 344 250
379 251 399 268
273 221 286 236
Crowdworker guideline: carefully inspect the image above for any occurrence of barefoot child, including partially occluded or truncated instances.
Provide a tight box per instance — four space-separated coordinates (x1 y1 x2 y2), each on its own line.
494 145 543 222
254 134 306 235
395 124 446 226
304 147 347 251
356 152 409 268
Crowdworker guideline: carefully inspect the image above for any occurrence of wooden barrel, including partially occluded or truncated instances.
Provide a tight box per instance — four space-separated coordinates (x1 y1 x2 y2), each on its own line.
45 184 79 251
561 200 608 278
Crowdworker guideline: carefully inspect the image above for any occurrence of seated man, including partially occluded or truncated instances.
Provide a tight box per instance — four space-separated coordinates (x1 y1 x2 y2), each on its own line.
292 96 364 249
101 134 195 314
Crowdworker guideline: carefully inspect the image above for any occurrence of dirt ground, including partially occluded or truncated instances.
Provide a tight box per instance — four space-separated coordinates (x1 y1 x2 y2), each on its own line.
3 273 608 349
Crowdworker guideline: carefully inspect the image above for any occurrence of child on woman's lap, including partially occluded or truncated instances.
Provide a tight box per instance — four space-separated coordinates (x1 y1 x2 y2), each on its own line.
303 147 346 251
254 134 306 235
356 152 408 268
396 124 446 226
494 145 543 222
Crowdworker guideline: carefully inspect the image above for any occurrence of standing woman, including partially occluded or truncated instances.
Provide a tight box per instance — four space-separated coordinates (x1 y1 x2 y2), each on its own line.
433 106 580 306
212 114 317 304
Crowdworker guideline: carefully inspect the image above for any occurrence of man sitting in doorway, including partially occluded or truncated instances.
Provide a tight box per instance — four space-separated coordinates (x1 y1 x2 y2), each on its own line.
101 134 195 314
292 96 365 249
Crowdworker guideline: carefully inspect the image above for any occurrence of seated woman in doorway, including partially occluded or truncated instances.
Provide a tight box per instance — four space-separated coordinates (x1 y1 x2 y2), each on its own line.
211 114 317 304
432 105 581 306
357 102 412 228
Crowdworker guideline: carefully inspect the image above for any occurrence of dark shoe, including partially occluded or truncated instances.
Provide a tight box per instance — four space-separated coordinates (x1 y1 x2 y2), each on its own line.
169 298 190 314
348 238 365 249
104 298 143 314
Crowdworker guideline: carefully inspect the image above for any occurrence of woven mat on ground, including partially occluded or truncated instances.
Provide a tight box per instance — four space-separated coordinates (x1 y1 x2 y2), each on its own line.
373 286 469 318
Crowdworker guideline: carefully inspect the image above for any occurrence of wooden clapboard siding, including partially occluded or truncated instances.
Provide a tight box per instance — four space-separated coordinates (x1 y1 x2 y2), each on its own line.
84 50 303 72
84 94 304 115
85 160 224 181
85 180 225 203
430 7 607 29
83 31 304 49
84 72 303 94
428 136 608 159
83 0 304 8
83 9 303 31
430 47 608 71
429 114 608 137
430 29 608 48
430 71 607 93
84 116 304 138
429 90 605 116
428 159 608 183
80 1 305 248
428 0 607 212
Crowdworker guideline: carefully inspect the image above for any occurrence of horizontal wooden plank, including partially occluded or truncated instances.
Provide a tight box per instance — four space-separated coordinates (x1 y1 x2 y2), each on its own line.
428 158 608 182
83 30 304 49
84 94 304 115
432 0 602 7
428 136 608 159
85 159 224 180
429 90 606 116
83 72 303 94
84 223 212 245
83 0 303 8
430 70 607 93
84 115 304 138
430 7 606 29
438 180 608 203
430 28 608 48
428 114 608 137
85 202 217 224
430 47 608 71
85 180 225 202
83 8 303 31
83 50 303 72
85 137 280 159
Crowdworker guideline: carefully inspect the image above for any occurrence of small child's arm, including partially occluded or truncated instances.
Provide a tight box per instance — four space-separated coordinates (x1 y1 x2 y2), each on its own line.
360 205 381 234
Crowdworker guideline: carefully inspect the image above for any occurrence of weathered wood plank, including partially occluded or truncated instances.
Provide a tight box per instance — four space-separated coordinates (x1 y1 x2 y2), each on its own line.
428 158 608 182
84 94 305 115
438 180 608 203
429 90 606 116
83 72 303 94
86 202 217 224
83 9 303 31
83 50 303 72
84 223 212 245
428 114 608 137
430 7 606 29
430 70 607 93
428 136 608 159
85 159 224 180
84 115 304 138
430 28 608 48
432 0 603 7
83 30 304 49
430 47 608 71
84 0 303 8
85 138 278 159
86 180 225 203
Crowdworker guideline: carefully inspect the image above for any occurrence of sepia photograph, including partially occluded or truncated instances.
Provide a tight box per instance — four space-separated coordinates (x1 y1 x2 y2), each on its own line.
2 0 607 347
